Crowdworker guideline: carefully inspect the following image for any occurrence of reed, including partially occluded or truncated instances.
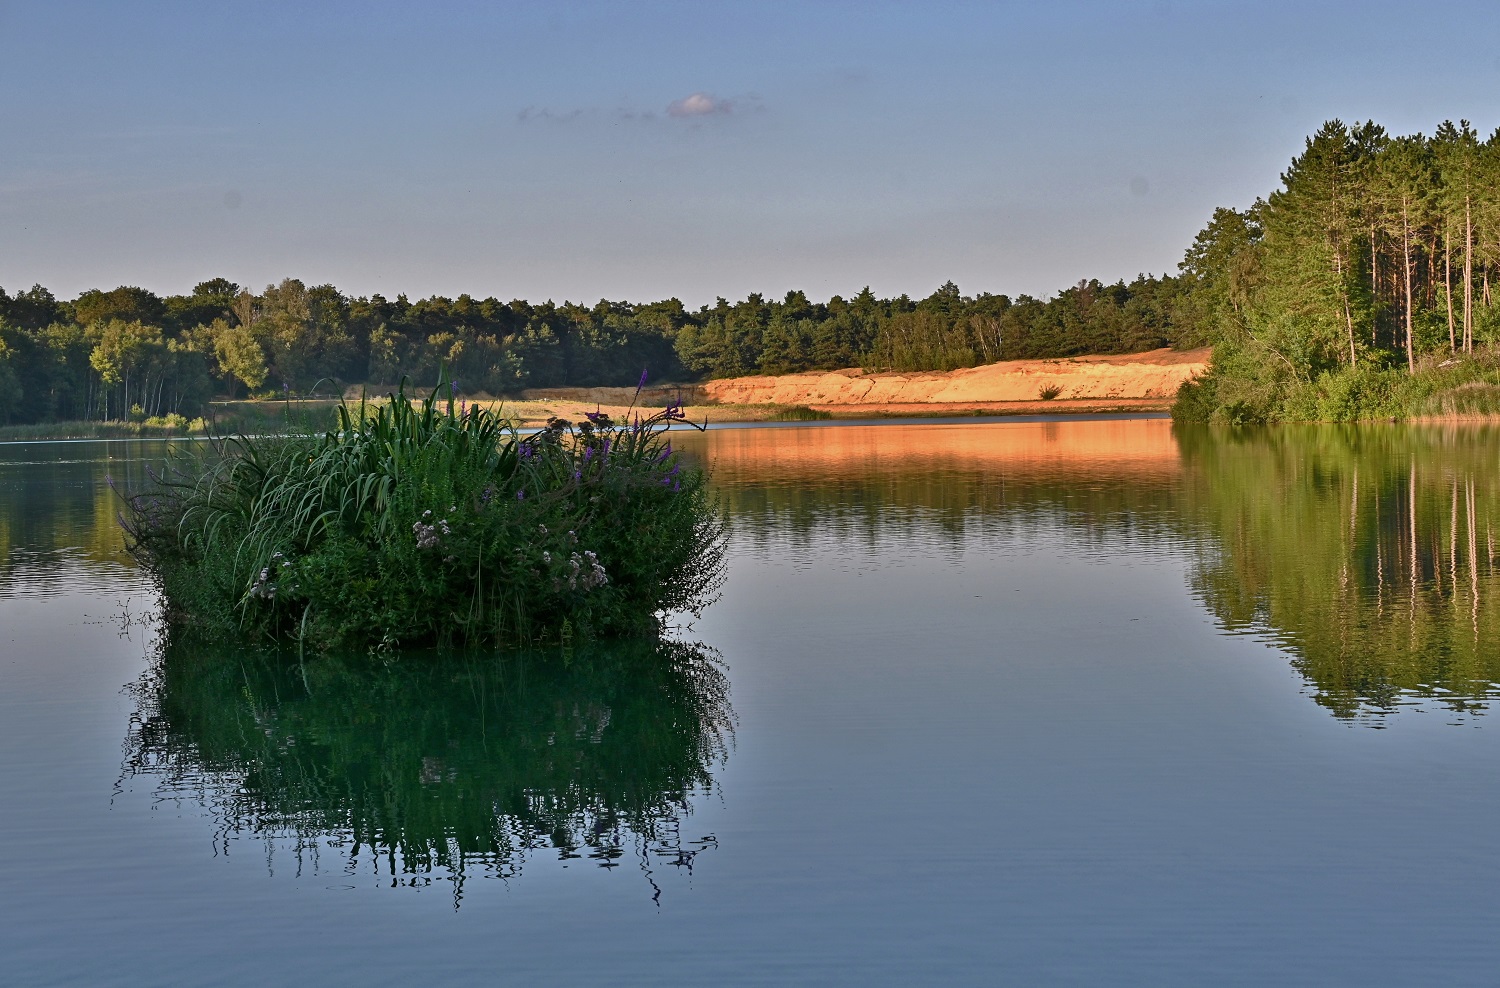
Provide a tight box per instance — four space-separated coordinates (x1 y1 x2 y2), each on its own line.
122 379 725 651
769 405 833 421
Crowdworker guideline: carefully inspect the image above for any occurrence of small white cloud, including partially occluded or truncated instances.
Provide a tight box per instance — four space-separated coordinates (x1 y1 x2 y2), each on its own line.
517 106 591 123
666 92 732 118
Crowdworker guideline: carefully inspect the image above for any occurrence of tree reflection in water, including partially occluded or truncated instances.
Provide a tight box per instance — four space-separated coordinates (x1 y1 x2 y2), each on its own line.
681 420 1500 726
121 635 733 905
1180 424 1500 725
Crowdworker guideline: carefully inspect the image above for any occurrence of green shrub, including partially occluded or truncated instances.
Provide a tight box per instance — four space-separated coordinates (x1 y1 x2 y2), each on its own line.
122 382 725 652
1170 376 1217 424
769 405 833 421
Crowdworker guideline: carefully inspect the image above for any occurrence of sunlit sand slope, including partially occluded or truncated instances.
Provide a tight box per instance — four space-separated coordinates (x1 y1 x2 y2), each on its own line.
699 347 1208 407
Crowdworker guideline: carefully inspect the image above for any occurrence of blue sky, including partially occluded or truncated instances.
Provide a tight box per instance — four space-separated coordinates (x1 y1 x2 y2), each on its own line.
3 0 1499 306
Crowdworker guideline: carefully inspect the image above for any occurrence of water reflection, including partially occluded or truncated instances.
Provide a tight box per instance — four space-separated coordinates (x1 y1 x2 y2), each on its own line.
683 419 1500 725
120 635 733 903
1180 425 1500 724
0 441 173 595
675 420 1186 557
12 425 1500 734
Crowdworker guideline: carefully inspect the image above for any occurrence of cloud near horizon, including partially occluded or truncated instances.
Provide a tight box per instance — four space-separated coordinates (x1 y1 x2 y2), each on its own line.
666 92 731 117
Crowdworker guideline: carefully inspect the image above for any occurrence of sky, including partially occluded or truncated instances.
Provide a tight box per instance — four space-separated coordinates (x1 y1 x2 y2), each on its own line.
3 0 1500 308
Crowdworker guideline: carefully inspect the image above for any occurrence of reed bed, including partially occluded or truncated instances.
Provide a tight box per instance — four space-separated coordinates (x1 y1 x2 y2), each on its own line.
122 380 725 651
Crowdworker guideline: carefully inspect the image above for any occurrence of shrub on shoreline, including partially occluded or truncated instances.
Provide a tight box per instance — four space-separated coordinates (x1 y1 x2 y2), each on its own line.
769 405 833 421
1172 345 1500 424
122 382 725 651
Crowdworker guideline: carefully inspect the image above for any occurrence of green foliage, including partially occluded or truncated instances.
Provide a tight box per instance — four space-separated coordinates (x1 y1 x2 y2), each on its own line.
122 381 726 651
4 266 1206 432
1037 383 1063 401
1178 117 1500 421
769 405 833 421
0 330 22 424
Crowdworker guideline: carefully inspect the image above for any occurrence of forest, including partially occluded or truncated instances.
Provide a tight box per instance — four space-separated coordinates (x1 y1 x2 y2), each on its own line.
0 273 1192 426
1176 119 1500 422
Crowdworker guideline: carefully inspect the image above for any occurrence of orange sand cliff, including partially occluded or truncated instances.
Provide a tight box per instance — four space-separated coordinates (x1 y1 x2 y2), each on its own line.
698 347 1209 407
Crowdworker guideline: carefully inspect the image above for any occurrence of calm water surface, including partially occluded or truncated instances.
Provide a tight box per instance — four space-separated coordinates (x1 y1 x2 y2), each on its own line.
2 419 1499 985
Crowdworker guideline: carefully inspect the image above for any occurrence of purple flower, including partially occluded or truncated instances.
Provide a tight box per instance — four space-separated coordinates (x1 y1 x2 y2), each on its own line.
451 380 460 396
583 447 594 463
517 489 525 501
637 368 648 390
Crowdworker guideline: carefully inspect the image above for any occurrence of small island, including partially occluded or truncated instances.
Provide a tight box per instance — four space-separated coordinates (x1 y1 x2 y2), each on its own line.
120 381 725 652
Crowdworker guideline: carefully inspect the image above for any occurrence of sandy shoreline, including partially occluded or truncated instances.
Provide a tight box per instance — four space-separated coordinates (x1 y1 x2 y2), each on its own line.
471 396 1173 428
499 347 1206 426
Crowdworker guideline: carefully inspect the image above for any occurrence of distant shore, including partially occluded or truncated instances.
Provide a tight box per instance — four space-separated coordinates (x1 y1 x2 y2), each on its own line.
0 399 1176 442
504 347 1203 426
2 348 1207 441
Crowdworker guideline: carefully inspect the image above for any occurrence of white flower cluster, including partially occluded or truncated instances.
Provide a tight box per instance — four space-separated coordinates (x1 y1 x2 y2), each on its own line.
565 550 608 591
413 508 453 550
248 551 294 600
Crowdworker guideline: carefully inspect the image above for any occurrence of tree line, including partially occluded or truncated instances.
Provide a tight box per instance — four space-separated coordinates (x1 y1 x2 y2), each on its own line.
0 270 1200 425
1176 118 1500 422
7 117 1496 427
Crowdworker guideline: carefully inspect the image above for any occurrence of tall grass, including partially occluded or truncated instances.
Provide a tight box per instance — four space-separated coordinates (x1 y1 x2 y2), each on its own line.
123 380 725 651
768 405 833 421
0 415 207 442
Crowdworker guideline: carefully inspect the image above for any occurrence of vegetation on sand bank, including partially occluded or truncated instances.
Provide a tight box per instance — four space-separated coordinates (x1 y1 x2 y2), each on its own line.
121 381 725 651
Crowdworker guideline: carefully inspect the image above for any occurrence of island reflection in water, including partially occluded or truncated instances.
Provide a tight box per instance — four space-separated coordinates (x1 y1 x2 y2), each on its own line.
121 634 733 903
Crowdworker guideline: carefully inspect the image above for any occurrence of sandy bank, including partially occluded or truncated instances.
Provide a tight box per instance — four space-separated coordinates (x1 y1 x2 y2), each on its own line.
503 348 1206 424
697 347 1209 407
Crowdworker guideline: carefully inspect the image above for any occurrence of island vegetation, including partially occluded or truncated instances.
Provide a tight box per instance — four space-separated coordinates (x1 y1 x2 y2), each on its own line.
121 380 725 651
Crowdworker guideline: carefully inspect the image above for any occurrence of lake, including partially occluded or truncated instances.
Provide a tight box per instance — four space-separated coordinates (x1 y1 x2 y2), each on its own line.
3 418 1499 985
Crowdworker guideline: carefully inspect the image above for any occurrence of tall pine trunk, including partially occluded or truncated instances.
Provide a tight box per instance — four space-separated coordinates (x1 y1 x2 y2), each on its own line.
1463 196 1474 352
1403 203 1415 373
1446 237 1456 351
